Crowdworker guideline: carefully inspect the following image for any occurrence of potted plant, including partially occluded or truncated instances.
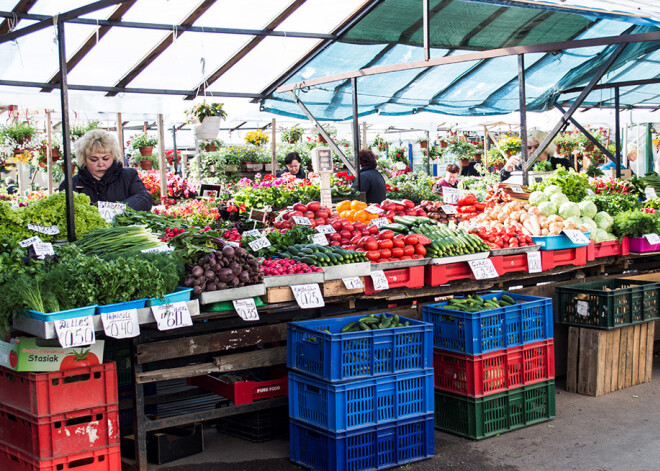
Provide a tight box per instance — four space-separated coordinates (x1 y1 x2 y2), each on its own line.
370 134 389 154
445 138 477 165
69 121 99 142
1 121 37 154
128 133 158 157
417 137 429 149
35 138 62 168
202 138 223 152
133 151 158 171
488 147 506 169
497 135 521 157
281 125 304 144
187 102 227 140
245 129 269 147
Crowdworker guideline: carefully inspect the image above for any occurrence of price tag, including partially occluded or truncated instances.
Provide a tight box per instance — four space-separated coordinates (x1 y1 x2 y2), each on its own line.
33 241 55 259
576 300 589 317
369 270 389 291
19 236 41 248
98 201 126 223
316 224 336 234
441 187 461 205
468 259 499 280
527 251 542 274
292 216 312 226
509 184 524 194
101 309 140 339
226 241 240 247
291 284 325 309
54 316 96 348
140 245 173 254
248 237 271 251
232 298 259 321
371 218 389 228
310 233 329 246
27 224 60 235
244 229 262 237
441 205 457 215
643 233 660 245
645 187 657 200
563 229 589 245
365 205 384 214
342 277 364 290
151 301 193 331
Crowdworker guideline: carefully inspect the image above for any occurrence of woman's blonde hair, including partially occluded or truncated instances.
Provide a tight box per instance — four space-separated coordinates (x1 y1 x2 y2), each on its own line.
75 129 122 167
528 129 556 157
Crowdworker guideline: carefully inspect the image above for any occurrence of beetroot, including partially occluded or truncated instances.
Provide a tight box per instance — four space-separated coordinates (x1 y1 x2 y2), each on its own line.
218 268 234 283
222 246 235 259
192 266 203 277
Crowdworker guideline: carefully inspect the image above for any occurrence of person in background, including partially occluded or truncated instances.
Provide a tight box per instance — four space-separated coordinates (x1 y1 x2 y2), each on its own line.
352 149 386 204
432 163 460 194
4 177 17 195
59 129 152 211
500 129 571 181
276 151 307 179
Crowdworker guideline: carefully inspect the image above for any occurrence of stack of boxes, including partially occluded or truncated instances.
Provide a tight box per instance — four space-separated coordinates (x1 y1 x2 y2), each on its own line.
423 292 556 439
0 362 120 470
286 313 434 471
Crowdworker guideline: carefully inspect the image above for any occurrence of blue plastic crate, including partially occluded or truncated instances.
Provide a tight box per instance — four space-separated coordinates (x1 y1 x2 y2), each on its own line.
422 292 553 355
289 369 434 433
289 414 434 471
96 298 147 315
146 287 193 306
287 314 433 383
26 304 97 321
532 232 590 251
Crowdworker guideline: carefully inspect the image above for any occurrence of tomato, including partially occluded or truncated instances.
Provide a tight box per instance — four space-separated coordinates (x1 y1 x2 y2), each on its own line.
350 235 362 244
353 222 365 231
293 203 307 212
402 199 415 209
394 233 406 239
378 239 394 250
378 229 395 240
368 224 379 234
404 234 419 246
315 210 330 219
60 351 99 371
289 211 303 218
403 245 415 256
400 255 413 260
405 209 418 216
340 230 352 239
415 234 432 245
391 247 404 258
331 220 344 231
315 218 326 226
330 241 341 246
307 201 321 212
330 233 342 242
343 223 355 232
365 239 379 251
412 254 423 259
415 244 426 256
379 248 392 259
361 229 371 236
344 244 358 251
366 250 381 261
392 238 405 248
416 209 427 217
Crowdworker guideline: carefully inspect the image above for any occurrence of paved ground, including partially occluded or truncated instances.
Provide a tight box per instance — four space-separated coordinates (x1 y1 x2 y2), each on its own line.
155 356 659 471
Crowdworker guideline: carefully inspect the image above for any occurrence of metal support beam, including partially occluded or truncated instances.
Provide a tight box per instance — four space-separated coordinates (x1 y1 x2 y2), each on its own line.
561 77 660 94
518 54 528 185
57 21 75 243
526 42 628 170
615 86 621 178
423 0 430 62
0 0 37 35
555 104 615 164
157 114 167 200
171 125 179 176
289 91 356 175
351 77 361 188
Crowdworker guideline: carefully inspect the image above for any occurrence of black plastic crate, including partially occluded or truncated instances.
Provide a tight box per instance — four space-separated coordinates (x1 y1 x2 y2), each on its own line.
215 405 289 442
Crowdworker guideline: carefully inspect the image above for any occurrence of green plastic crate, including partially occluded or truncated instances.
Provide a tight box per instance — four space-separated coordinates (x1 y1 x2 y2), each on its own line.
557 279 660 329
434 380 555 439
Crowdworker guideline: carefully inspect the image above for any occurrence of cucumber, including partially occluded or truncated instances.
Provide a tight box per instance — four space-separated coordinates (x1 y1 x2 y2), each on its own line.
502 294 516 305
341 321 356 333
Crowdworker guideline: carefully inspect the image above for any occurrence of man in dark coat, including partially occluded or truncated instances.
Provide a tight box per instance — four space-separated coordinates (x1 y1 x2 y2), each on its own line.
352 149 386 204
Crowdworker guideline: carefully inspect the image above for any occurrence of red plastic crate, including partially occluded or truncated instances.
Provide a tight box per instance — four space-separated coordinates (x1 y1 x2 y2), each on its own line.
541 246 587 271
188 369 288 405
425 262 475 287
433 339 555 397
0 444 120 471
491 254 529 275
364 266 425 295
0 404 118 461
0 363 117 418
587 237 629 261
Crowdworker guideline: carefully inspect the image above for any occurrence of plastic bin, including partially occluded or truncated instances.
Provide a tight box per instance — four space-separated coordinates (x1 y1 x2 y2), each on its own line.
288 369 433 432
628 236 660 253
425 262 474 287
532 233 590 251
557 279 660 329
491 254 528 275
287 314 432 382
0 444 121 471
289 414 434 471
434 380 555 439
422 292 553 355
586 237 630 261
0 363 117 417
433 339 555 397
146 287 193 307
541 246 587 271
189 368 288 405
95 299 146 315
364 266 424 295
25 305 97 322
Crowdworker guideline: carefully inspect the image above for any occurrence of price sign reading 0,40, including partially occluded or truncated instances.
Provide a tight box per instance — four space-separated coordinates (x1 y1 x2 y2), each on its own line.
101 309 140 339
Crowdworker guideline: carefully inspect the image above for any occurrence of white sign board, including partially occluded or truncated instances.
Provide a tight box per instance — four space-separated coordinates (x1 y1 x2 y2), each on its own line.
342 277 364 290
365 206 384 214
292 216 312 226
55 316 96 348
28 224 60 235
310 233 329 246
369 270 389 291
526 251 542 274
645 187 657 200
509 184 524 194
101 309 140 339
291 284 325 309
316 225 336 234
577 300 589 317
19 236 41 248
371 218 389 228
441 187 461 205
33 241 55 259
441 205 457 215
151 302 193 331
98 201 126 223
232 298 260 321
248 237 271 251
244 229 262 238
563 229 589 245
468 259 499 280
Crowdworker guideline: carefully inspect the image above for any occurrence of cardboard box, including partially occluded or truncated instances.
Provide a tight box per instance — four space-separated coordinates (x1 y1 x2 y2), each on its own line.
0 337 104 372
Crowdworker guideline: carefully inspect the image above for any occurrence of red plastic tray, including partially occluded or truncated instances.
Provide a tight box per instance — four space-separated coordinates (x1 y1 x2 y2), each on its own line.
189 370 288 405
433 339 555 397
425 262 475 287
491 254 529 275
0 404 118 461
587 237 629 261
0 363 117 418
0 444 120 471
541 246 587 271
364 266 425 295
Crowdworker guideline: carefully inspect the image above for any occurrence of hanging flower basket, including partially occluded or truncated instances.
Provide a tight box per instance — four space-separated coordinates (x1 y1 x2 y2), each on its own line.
139 146 153 157
204 143 218 152
139 160 153 170
194 116 222 140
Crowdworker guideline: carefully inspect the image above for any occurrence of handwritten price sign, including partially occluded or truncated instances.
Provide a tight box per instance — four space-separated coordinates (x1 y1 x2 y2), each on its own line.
563 229 589 245
441 205 457 215
316 225 336 234
371 218 389 228
643 233 660 245
310 233 329 246
342 277 364 290
645 187 657 200
244 229 262 238
291 284 325 309
369 270 389 291
151 302 193 331
292 216 312 226
98 201 126 223
468 259 499 280
442 187 461 205
509 184 524 194
33 241 55 259
27 224 60 235
248 237 271 251
101 309 140 339
19 236 41 248
365 206 384 214
232 298 259 321
55 316 96 348
526 251 542 274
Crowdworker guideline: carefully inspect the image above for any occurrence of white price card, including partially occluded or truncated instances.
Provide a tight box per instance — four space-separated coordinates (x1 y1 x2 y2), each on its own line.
576 300 589 317
101 309 140 339
316 224 336 234
643 233 660 245
310 233 329 246
248 237 271 251
563 229 589 245
291 284 325 309
140 245 174 254
509 184 524 194
292 216 312 226
441 205 457 215
232 298 260 321
371 218 389 228
19 236 41 248
54 316 96 348
365 205 384 214
342 277 364 290
468 259 499 280
244 229 262 237
526 251 542 274
98 201 126 223
27 224 60 235
33 241 55 259
645 187 657 200
442 187 462 205
369 270 389 291
151 301 193 331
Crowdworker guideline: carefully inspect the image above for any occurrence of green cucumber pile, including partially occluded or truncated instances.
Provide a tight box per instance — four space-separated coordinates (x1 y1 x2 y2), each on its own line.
443 293 520 312
341 313 410 333
420 226 490 257
379 215 437 233
276 244 368 267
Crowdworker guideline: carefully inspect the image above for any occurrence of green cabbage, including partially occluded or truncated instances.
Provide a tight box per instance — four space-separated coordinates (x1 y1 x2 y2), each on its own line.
529 191 548 207
580 217 598 234
559 202 581 220
543 185 561 197
579 201 598 219
537 201 557 217
550 192 569 206
594 211 614 232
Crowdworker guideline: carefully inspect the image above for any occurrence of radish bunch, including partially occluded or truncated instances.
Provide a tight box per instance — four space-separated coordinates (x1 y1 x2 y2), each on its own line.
261 258 323 276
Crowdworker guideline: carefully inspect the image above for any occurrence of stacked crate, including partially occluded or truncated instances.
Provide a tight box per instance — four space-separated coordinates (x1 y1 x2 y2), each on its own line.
0 362 120 471
286 314 434 471
423 292 556 439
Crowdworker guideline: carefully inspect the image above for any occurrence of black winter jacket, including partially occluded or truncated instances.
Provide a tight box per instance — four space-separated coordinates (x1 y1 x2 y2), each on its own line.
59 162 153 211
353 165 387 204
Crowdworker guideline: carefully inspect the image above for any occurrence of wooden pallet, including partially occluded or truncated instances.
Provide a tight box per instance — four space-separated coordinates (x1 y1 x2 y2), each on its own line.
566 321 655 396
264 279 365 304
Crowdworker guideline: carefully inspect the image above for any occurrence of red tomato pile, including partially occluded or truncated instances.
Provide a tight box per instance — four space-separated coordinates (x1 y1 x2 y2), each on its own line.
328 220 380 247
349 230 432 263
372 199 427 221
274 201 333 229
455 193 485 220
471 226 534 249
261 258 323 275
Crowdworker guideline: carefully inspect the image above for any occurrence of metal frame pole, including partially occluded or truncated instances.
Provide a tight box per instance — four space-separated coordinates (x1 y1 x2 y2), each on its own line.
171 125 178 175
615 86 621 178
423 0 430 62
57 20 75 242
351 77 360 188
518 54 528 185
555 104 615 163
